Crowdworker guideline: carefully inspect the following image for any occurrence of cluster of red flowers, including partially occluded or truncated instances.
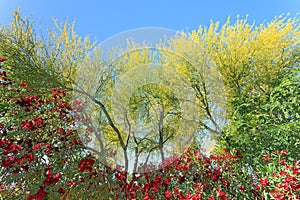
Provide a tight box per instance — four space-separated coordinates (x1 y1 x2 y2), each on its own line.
0 138 34 172
260 150 300 199
27 186 47 200
16 94 40 109
107 150 240 199
0 57 6 62
0 71 6 77
0 66 13 87
21 117 43 131
51 87 67 101
78 157 95 172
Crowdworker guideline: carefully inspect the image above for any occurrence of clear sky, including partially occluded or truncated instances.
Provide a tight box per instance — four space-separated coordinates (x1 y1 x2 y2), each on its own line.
0 0 299 42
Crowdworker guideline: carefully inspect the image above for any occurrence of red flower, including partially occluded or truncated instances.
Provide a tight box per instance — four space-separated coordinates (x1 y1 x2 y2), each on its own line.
174 187 184 199
0 57 6 62
20 82 30 90
57 188 65 194
273 150 279 154
2 156 14 167
280 150 288 156
28 154 34 162
279 170 287 176
163 177 169 187
33 117 43 126
255 185 260 190
143 193 155 200
60 89 66 97
262 154 271 162
54 173 61 180
153 174 162 184
259 177 270 189
21 120 34 130
292 168 299 175
217 188 226 197
151 186 159 191
27 186 48 200
32 143 42 150
165 191 172 199
78 158 95 172
0 71 6 76
273 195 285 200
239 185 245 192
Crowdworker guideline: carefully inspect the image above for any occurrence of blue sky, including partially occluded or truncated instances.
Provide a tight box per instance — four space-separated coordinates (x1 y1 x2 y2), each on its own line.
0 0 299 43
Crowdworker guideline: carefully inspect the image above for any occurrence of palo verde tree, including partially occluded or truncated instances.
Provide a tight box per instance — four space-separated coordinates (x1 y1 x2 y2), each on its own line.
0 10 95 94
162 15 300 159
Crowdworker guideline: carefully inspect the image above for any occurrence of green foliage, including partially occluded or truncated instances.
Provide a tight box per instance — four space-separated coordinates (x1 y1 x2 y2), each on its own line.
220 71 300 165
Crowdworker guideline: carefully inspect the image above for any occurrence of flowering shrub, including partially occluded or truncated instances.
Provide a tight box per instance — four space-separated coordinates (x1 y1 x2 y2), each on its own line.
0 61 99 199
258 150 300 199
108 149 299 199
0 58 299 199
